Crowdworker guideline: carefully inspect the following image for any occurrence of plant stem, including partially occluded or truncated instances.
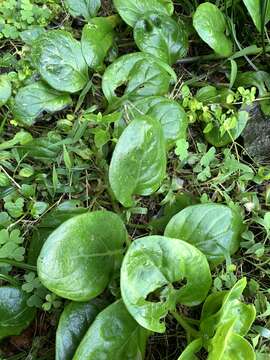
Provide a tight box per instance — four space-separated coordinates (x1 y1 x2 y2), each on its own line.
171 311 200 339
177 53 224 64
0 259 37 271
0 273 20 286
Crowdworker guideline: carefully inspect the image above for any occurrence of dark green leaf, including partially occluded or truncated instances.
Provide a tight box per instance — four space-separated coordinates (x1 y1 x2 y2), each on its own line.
37 211 127 301
64 0 101 20
0 286 36 340
109 115 166 207
33 30 89 93
113 0 174 27
165 203 244 266
73 300 149 359
121 236 211 333
134 13 188 65
243 0 270 31
193 3 233 57
56 300 105 360
13 81 72 126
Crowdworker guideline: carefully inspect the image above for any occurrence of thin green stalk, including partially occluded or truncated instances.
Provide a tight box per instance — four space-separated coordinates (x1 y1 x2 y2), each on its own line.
0 273 20 286
0 259 37 271
171 311 200 339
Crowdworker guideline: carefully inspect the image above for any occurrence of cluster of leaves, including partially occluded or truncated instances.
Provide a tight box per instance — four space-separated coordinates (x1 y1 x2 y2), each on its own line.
0 0 270 359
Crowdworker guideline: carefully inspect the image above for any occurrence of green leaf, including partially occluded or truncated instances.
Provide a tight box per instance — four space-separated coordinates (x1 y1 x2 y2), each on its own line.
178 338 202 359
243 0 270 31
19 26 46 45
33 30 89 93
81 16 118 70
56 300 105 360
175 138 189 161
13 81 72 126
193 3 233 57
207 321 255 359
205 111 249 147
121 235 211 333
73 300 149 359
102 52 176 111
37 211 127 301
0 74 12 106
109 115 166 207
134 13 188 65
0 286 36 340
113 0 174 27
126 96 187 148
0 228 25 261
200 278 256 340
165 203 244 266
64 0 101 20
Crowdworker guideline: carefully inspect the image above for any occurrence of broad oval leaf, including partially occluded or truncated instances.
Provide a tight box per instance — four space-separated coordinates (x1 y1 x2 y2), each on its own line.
113 0 174 27
0 75 12 106
64 0 101 20
109 115 167 207
243 0 270 32
205 111 249 147
13 81 72 126
200 278 256 339
37 211 128 301
33 30 89 93
193 3 233 57
102 52 176 111
0 286 36 340
73 300 149 359
126 96 188 148
56 299 105 360
81 16 118 70
207 321 256 360
134 13 188 65
165 204 244 266
121 236 212 333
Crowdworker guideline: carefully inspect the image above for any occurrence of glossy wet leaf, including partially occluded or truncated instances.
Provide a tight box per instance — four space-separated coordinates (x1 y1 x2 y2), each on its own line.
0 75 12 106
200 278 256 339
102 52 176 111
56 300 105 360
81 16 118 70
243 0 270 31
126 96 187 148
193 3 233 57
33 30 89 93
121 236 211 333
13 81 72 126
134 13 188 65
73 300 149 359
205 111 249 147
109 115 166 207
37 211 127 301
207 320 255 359
113 0 174 27
165 204 244 266
0 286 36 340
64 0 101 20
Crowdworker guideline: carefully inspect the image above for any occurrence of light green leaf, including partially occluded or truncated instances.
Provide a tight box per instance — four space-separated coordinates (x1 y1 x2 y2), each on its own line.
102 52 176 111
109 115 167 207
178 339 202 359
134 13 188 65
113 0 174 27
81 16 118 70
165 203 244 266
56 300 105 360
73 300 149 359
64 0 101 20
243 0 270 31
121 236 211 333
37 211 127 301
126 96 187 148
13 82 72 126
193 3 233 57
33 30 89 93
0 75 12 107
0 286 36 340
